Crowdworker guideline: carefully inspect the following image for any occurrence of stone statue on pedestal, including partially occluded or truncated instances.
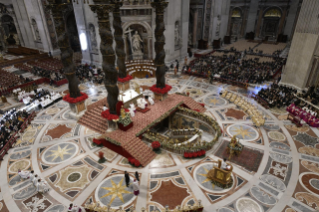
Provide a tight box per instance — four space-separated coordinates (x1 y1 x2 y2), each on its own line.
131 31 143 59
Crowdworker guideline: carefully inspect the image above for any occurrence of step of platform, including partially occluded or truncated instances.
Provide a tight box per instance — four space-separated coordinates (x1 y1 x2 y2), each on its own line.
122 137 156 167
78 106 108 134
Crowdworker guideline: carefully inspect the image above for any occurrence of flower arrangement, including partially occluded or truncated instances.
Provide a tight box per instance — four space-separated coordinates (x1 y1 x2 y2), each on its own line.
184 150 206 159
198 103 205 108
151 141 161 152
101 109 119 121
149 84 172 94
118 75 133 83
98 151 106 163
63 92 88 104
128 157 141 167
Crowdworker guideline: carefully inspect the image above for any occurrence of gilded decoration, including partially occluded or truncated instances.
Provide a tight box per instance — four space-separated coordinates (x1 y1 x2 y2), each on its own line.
295 192 319 210
232 8 241 18
264 8 282 18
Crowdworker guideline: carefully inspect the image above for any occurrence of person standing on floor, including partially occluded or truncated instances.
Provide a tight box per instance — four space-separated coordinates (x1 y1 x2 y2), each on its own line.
124 171 130 187
132 179 140 196
135 171 140 181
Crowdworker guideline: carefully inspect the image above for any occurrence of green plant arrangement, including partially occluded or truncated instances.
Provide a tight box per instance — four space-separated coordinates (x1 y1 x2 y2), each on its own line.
98 151 107 163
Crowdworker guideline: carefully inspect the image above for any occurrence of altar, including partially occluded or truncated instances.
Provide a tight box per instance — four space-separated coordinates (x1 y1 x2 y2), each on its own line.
120 89 143 108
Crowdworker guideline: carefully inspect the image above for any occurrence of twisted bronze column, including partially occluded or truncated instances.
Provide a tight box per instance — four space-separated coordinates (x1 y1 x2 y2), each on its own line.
90 4 119 114
151 0 168 88
46 0 81 98
112 0 127 78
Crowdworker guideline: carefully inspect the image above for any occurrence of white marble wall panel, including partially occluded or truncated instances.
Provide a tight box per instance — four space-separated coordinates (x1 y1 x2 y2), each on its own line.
209 0 230 43
11 0 35 49
72 1 92 65
282 33 319 89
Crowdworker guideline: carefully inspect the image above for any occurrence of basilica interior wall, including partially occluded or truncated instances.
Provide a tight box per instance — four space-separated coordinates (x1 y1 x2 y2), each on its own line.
164 0 189 64
282 33 319 89
9 0 54 52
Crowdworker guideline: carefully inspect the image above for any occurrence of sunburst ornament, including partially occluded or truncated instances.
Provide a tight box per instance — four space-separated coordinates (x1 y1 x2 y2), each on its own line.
46 145 74 161
209 98 219 105
100 178 132 204
232 126 254 139
197 167 211 184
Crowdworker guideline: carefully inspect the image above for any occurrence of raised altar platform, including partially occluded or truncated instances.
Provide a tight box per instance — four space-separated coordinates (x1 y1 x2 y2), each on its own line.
79 94 206 166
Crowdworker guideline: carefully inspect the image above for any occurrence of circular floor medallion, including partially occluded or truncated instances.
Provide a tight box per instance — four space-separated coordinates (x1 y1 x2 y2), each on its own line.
9 159 30 173
194 163 234 193
67 172 82 183
227 124 259 142
42 143 78 165
268 131 286 141
95 175 136 208
236 197 262 212
204 95 227 106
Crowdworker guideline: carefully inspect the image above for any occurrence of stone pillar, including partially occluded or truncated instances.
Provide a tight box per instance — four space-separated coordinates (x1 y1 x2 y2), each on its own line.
277 8 287 36
240 7 248 38
148 37 152 59
283 0 300 40
281 0 319 89
255 7 264 38
46 0 81 98
10 11 25 47
112 1 127 79
192 8 198 48
226 7 232 36
151 0 168 89
245 0 258 33
90 4 119 114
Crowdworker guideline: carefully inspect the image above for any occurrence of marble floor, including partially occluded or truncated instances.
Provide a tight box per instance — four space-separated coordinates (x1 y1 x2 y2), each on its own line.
1 74 319 212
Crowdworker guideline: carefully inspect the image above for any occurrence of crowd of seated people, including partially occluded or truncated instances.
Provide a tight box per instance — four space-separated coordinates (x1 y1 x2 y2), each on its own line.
287 99 319 127
0 108 29 150
0 69 32 96
297 85 319 105
244 48 282 58
184 52 284 84
26 88 62 109
15 62 65 84
257 84 297 108
76 64 104 84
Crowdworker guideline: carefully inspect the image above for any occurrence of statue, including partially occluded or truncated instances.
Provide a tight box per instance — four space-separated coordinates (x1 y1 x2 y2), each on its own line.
129 103 136 117
174 22 181 49
188 33 193 46
89 24 98 52
216 15 221 37
120 105 126 118
32 19 41 41
132 31 143 53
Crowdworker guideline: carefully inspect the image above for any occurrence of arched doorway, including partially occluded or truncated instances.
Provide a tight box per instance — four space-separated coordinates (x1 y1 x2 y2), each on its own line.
261 8 282 41
230 8 242 40
123 22 152 60
1 14 18 46
65 13 81 52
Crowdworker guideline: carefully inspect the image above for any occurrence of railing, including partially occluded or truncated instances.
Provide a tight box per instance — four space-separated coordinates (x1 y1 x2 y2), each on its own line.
123 0 150 6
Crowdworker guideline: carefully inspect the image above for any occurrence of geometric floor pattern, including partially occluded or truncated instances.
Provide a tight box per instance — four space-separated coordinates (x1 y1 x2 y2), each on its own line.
1 76 319 212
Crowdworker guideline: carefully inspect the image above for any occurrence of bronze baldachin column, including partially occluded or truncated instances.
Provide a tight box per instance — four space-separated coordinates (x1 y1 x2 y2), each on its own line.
90 2 119 114
112 0 127 78
151 0 168 88
46 0 81 98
